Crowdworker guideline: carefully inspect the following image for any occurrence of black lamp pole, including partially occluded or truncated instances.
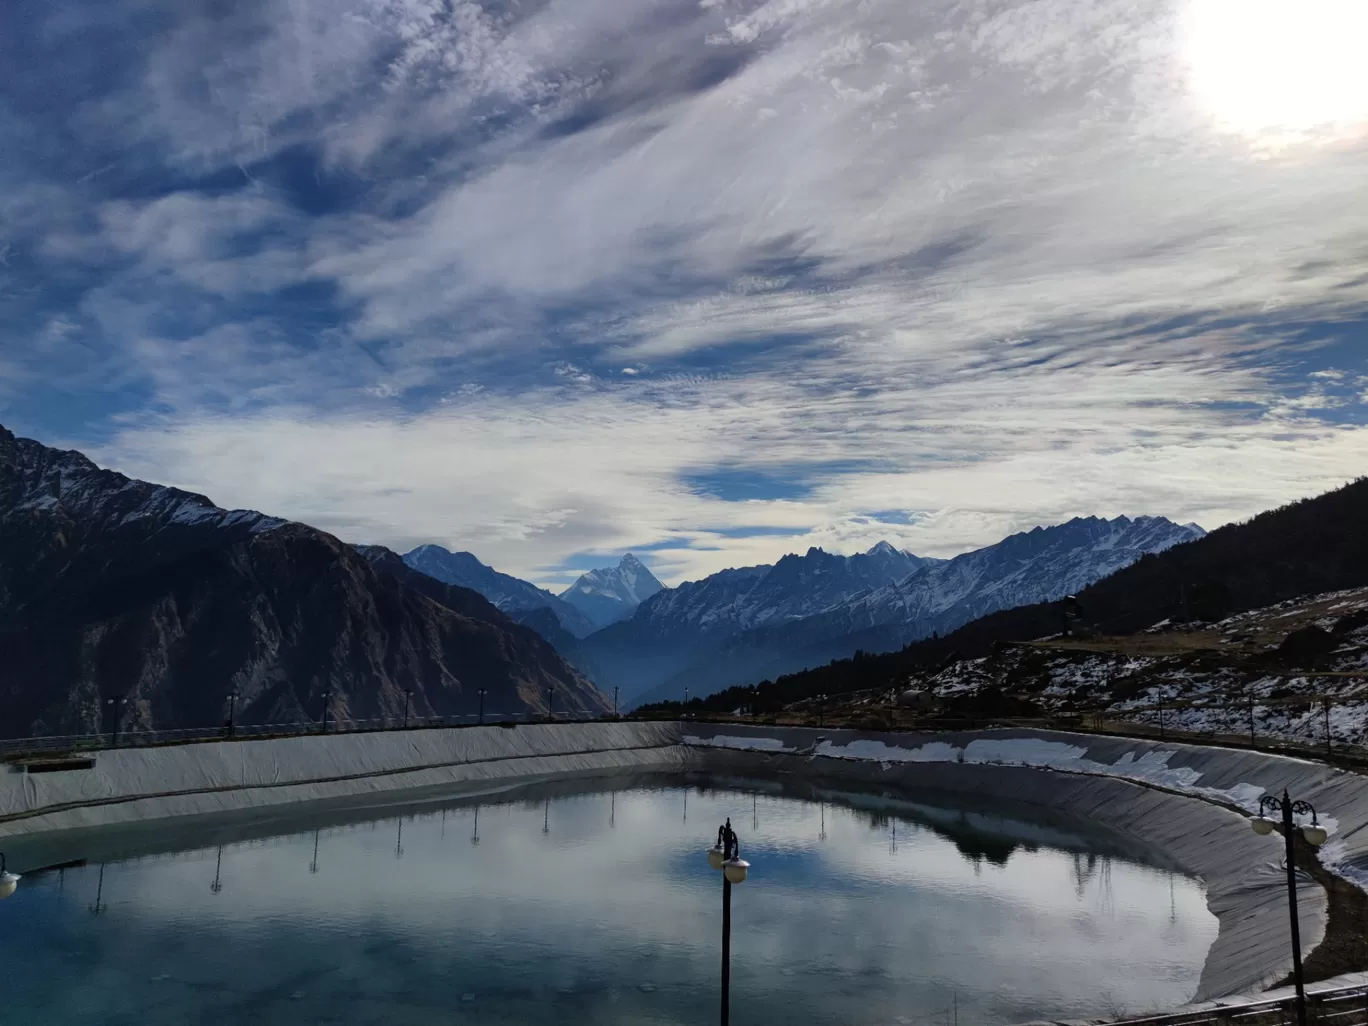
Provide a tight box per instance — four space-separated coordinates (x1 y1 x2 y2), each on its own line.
402 688 412 729
547 686 555 721
478 688 487 725
322 690 332 734
613 686 620 718
708 818 749 1026
1257 792 1325 1026
226 690 238 739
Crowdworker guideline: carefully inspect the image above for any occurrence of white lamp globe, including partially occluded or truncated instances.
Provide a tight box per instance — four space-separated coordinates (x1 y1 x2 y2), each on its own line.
1251 816 1276 835
707 845 726 870
0 871 20 900
723 857 750 884
1301 825 1328 847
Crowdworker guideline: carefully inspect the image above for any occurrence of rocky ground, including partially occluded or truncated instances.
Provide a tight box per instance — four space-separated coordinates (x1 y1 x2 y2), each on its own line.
761 587 1368 753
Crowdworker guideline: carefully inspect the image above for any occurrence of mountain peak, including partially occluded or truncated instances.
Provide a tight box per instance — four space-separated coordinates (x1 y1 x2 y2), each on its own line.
559 554 665 630
867 540 899 556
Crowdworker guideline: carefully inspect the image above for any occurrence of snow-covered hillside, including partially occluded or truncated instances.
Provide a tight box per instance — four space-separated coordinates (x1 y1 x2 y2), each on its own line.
908 587 1368 748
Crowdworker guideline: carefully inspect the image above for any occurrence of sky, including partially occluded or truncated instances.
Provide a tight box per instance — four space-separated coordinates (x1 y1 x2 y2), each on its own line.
2 0 1366 590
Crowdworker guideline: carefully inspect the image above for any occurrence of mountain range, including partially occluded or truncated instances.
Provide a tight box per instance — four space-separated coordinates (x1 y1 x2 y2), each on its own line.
690 475 1368 715
0 426 606 738
399 548 664 635
403 544 599 638
570 516 1204 707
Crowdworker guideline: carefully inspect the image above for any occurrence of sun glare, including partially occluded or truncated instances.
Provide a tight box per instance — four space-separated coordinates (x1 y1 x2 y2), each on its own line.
1181 0 1368 144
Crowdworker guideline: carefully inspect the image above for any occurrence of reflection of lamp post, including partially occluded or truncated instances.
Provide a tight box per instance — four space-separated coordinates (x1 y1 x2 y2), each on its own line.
1251 791 1328 1026
106 694 127 748
210 846 224 894
477 688 487 725
310 830 320 874
542 799 550 835
0 852 20 900
706 819 750 1026
89 864 107 915
471 805 480 846
395 818 404 859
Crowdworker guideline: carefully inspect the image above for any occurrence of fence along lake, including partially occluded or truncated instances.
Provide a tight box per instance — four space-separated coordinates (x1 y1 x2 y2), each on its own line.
0 782 1217 1026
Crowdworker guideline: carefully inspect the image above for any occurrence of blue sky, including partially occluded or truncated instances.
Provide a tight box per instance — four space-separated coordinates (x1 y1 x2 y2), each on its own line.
2 0 1366 588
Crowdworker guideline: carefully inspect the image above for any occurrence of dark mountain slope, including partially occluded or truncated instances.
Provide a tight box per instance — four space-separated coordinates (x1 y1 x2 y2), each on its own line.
0 426 605 738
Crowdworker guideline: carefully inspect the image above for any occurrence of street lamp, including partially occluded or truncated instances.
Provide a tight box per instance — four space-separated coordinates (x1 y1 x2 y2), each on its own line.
402 688 413 729
547 686 556 721
613 686 620 718
105 694 127 748
1251 791 1328 1026
226 689 238 738
477 688 487 725
0 852 20 899
321 689 333 734
706 818 751 1026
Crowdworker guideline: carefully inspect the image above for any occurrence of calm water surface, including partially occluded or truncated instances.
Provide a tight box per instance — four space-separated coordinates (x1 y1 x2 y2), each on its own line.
0 784 1217 1025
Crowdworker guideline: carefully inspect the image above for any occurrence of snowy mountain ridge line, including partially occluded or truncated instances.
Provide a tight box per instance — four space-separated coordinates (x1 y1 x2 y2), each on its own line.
4 430 286 536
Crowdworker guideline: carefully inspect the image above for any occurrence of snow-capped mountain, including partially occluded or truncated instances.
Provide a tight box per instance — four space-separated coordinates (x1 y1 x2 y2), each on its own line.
574 541 943 701
626 542 939 639
403 545 597 638
0 424 606 737
836 515 1207 637
559 554 665 629
578 518 1204 708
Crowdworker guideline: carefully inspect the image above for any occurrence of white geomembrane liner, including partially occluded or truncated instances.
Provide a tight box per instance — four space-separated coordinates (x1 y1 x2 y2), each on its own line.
681 731 1356 878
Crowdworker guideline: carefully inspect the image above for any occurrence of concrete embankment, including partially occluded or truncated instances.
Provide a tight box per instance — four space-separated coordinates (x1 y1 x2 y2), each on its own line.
5 720 1367 1005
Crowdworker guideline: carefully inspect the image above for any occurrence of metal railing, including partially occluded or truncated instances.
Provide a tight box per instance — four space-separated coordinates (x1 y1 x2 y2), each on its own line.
1100 982 1368 1026
0 710 606 760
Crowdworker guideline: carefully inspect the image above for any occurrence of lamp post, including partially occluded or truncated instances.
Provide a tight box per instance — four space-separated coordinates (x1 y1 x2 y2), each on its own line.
477 688 487 725
402 688 413 729
547 686 556 721
105 694 127 748
613 686 620 719
706 818 751 1026
0 852 20 900
226 689 238 739
1251 791 1328 1026
321 689 333 734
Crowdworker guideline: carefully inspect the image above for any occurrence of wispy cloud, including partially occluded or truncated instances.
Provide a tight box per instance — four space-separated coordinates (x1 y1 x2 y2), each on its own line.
2 0 1365 584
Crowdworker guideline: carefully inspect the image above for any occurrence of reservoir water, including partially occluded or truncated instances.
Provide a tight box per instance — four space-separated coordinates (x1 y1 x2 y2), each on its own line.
0 781 1217 1025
